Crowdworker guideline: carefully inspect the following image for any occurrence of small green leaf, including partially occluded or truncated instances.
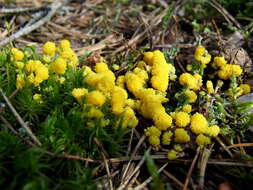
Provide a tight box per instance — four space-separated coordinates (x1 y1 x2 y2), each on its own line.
145 151 165 190
235 101 253 114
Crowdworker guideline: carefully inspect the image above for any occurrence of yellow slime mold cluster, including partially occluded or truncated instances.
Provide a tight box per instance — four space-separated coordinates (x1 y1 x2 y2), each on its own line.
213 56 242 80
11 42 249 161
80 49 223 158
12 40 79 89
82 61 138 128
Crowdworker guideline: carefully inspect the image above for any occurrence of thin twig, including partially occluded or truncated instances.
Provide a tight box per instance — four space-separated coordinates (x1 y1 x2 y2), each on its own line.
0 89 19 114
176 56 187 73
55 154 100 163
211 19 222 42
108 154 166 163
94 137 113 189
0 115 35 147
198 146 213 189
163 170 184 188
96 170 120 189
236 136 246 153
139 13 154 50
0 88 42 146
48 154 253 167
117 148 150 190
226 143 253 149
94 137 110 158
208 0 241 29
0 88 34 147
0 1 64 47
121 135 146 182
9 88 19 99
154 44 195 49
0 6 46 14
108 155 253 167
128 170 141 189
0 16 16 40
206 160 253 167
127 127 134 156
48 22 93 39
77 34 122 56
183 147 200 190
26 11 46 27
215 136 233 157
102 152 114 190
133 163 168 190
